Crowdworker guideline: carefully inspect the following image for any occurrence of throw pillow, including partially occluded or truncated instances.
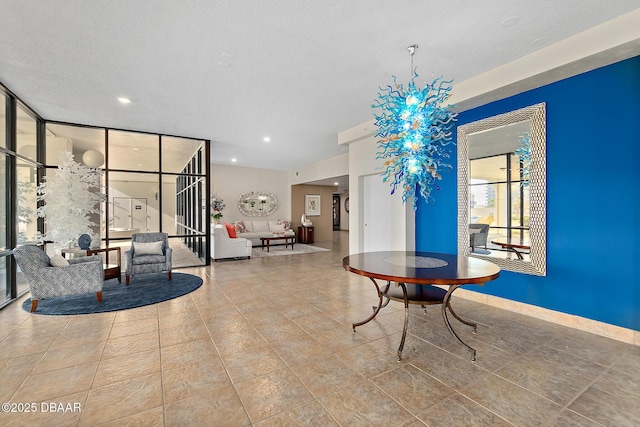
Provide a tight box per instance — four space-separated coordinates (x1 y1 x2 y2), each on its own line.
225 223 237 238
278 220 291 230
271 224 285 233
133 241 164 256
234 221 247 233
49 254 70 267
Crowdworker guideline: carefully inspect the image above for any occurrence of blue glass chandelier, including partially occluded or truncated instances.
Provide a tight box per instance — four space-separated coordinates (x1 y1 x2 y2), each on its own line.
373 44 457 209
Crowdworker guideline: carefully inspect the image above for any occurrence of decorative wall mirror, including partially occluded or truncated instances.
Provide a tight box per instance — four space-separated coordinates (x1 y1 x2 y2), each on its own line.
457 103 546 275
238 191 278 217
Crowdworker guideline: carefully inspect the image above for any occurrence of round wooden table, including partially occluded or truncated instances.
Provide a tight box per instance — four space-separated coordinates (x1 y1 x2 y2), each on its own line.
491 239 531 260
343 251 500 361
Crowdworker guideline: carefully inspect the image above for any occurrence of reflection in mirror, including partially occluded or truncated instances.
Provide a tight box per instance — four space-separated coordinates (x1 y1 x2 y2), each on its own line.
238 191 278 217
458 103 546 276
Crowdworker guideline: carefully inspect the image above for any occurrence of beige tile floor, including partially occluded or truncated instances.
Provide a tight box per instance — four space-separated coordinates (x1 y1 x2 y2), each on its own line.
1 231 639 426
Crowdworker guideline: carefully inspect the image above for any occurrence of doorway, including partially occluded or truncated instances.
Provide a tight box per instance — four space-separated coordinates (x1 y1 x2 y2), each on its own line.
332 194 341 230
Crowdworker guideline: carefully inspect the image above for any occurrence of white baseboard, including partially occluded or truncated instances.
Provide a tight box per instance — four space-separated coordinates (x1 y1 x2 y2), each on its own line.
453 288 640 347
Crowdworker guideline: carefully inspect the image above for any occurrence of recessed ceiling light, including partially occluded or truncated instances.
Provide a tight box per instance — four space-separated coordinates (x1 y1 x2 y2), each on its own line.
263 137 271 142
231 158 237 163
334 182 339 186
118 97 131 104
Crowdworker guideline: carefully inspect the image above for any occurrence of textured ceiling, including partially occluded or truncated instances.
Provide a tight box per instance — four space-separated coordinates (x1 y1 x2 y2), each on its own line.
1 1 639 171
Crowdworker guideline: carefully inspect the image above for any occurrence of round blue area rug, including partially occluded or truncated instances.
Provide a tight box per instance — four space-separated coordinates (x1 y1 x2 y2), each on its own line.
22 272 203 315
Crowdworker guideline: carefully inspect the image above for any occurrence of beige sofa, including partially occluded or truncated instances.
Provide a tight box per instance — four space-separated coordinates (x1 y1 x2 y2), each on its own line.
233 220 294 246
211 225 252 261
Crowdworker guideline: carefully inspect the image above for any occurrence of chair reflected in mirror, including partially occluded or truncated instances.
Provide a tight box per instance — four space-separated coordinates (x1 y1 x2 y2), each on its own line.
469 224 489 254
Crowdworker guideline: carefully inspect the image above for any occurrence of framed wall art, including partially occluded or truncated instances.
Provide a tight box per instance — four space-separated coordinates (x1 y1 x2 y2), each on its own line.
305 194 320 216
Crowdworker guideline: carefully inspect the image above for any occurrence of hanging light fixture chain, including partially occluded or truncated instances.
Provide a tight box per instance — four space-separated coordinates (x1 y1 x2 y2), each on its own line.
408 44 418 79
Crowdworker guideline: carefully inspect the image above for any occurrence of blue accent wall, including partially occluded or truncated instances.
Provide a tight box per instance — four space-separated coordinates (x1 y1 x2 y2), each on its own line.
416 56 640 331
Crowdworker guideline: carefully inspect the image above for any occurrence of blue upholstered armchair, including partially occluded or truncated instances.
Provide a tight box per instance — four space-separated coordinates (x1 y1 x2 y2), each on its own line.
124 233 172 285
12 245 104 312
469 223 490 252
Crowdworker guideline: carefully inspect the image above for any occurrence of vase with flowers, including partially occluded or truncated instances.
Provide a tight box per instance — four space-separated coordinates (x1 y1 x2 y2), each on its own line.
211 194 225 224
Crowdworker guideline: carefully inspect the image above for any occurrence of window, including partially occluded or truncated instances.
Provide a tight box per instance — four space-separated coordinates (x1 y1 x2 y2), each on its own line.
469 153 530 249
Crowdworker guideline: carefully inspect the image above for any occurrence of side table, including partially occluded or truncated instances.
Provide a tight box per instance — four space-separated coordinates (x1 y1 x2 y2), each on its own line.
297 226 314 244
61 248 89 259
62 247 121 282
88 247 122 283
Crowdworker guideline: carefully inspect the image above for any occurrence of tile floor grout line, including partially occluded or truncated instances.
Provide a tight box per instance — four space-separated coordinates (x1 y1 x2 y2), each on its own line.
559 364 621 425
194 277 253 425
6 316 73 404
153 302 167 427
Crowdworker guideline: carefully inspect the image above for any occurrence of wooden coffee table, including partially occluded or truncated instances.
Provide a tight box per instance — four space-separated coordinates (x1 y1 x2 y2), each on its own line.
260 235 295 252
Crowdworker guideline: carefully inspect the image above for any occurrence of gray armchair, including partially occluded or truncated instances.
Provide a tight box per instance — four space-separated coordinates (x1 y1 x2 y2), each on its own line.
12 245 104 312
469 223 490 252
124 233 172 285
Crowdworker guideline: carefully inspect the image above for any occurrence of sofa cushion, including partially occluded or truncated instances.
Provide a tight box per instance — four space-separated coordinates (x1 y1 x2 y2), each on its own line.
252 221 270 232
132 254 166 265
133 241 164 256
225 223 237 238
268 220 280 231
271 224 285 233
50 254 70 267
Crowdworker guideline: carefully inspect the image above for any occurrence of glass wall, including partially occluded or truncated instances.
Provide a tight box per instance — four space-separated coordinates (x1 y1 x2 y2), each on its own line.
0 95 5 149
108 171 160 237
109 131 159 172
46 124 105 167
174 141 207 263
16 159 38 244
1 79 210 310
43 123 209 267
1 88 43 306
16 103 37 162
1 91 10 304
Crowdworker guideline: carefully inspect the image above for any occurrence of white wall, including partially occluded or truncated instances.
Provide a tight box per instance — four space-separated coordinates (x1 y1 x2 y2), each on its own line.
288 152 349 185
346 134 414 254
212 164 291 222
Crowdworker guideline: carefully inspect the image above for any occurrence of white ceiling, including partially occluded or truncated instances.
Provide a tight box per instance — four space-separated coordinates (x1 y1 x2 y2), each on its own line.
1 1 639 172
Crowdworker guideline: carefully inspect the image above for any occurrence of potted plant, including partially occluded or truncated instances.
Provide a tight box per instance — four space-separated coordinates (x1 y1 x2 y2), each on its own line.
36 152 105 252
211 194 225 224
